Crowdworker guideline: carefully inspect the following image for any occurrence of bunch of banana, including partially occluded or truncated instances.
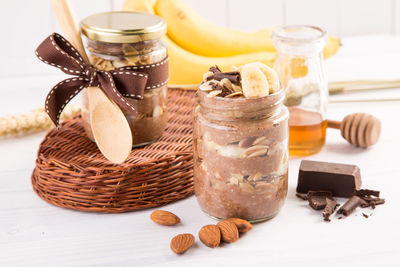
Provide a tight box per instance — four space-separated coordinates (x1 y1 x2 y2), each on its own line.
122 0 340 85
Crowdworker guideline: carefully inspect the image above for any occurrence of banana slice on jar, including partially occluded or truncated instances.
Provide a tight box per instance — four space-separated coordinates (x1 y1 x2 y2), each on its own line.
254 62 281 93
241 63 270 98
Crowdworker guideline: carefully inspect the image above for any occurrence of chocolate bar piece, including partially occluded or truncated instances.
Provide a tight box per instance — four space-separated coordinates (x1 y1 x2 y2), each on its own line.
307 191 333 210
297 160 361 198
337 196 367 216
323 197 339 222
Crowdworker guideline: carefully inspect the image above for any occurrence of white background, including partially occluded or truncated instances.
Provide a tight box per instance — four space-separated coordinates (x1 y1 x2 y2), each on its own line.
1 1 400 266
1 0 400 78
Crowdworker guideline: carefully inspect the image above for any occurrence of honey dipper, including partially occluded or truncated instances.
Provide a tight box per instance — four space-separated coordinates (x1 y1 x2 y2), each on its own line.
327 113 381 148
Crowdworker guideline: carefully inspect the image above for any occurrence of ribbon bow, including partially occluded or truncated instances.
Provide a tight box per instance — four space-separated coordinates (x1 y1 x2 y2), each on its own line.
35 33 168 126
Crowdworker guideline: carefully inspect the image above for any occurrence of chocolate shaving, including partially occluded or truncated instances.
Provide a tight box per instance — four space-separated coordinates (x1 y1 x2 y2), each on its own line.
337 196 367 216
323 197 339 222
307 191 333 210
360 198 385 208
222 84 234 94
211 82 223 91
353 188 385 209
296 193 308 200
210 71 241 84
362 213 369 218
354 189 380 198
372 199 385 205
209 66 221 73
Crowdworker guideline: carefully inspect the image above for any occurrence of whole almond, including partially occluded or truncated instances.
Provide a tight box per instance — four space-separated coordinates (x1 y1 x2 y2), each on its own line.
150 210 180 226
216 220 239 243
170 233 195 254
227 218 253 233
199 225 221 248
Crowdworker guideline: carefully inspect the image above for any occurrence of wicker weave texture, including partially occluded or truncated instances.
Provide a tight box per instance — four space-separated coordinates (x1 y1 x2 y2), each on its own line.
32 89 196 213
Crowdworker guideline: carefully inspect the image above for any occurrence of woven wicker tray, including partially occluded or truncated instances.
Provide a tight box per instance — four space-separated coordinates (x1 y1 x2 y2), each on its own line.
32 88 196 213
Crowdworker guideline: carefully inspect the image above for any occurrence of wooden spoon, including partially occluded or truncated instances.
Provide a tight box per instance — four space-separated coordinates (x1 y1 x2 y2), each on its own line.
51 0 132 163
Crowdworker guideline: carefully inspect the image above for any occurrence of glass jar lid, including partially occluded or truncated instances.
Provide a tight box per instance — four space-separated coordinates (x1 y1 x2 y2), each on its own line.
272 25 326 44
272 25 327 55
80 11 166 43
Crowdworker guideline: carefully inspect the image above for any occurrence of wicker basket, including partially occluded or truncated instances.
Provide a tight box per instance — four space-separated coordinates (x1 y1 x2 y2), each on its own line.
32 88 196 213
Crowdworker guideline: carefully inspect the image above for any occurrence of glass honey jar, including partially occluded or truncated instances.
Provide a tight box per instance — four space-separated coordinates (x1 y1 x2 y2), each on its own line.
272 25 328 156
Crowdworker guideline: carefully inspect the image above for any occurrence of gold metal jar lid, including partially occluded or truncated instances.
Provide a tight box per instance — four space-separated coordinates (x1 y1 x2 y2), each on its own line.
80 11 166 43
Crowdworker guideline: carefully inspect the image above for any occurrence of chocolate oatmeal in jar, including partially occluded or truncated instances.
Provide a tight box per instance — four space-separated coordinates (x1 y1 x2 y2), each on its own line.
193 64 289 222
80 12 168 146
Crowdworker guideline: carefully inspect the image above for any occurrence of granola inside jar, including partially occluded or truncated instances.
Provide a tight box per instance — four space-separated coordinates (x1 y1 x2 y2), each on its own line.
80 12 168 146
193 65 289 222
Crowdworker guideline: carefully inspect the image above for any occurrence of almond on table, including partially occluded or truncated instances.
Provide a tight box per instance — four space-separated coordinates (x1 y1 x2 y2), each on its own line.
199 225 221 248
227 218 253 233
170 233 195 254
216 220 239 243
150 210 181 226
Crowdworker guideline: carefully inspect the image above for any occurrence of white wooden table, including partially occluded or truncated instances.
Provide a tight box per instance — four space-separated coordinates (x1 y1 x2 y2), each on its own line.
1 36 399 267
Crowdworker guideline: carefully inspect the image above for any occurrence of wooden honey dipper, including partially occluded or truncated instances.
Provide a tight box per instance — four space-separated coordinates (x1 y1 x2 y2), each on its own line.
327 113 381 148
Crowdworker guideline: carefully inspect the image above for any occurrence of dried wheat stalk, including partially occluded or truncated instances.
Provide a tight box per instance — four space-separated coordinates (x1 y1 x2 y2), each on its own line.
0 104 81 136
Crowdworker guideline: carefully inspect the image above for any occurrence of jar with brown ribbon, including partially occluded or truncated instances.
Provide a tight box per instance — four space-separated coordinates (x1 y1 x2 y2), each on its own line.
80 12 168 147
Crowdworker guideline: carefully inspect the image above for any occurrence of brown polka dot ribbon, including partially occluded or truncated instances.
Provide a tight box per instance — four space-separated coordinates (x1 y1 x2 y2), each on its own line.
35 33 168 126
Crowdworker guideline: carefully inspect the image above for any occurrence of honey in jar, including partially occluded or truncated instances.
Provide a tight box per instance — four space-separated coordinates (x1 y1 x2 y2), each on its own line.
272 25 329 156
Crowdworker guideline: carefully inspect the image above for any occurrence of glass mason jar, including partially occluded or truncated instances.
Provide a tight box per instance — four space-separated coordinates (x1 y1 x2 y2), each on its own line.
80 12 168 147
193 89 289 222
272 25 328 156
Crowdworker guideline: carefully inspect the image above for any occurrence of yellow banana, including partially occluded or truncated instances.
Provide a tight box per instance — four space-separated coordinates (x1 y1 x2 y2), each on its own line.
155 0 275 57
122 0 155 14
324 35 341 59
122 0 275 85
154 0 340 59
163 36 275 85
121 0 337 85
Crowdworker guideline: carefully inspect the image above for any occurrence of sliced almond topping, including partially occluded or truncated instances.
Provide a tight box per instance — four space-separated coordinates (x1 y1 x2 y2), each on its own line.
238 136 256 148
221 78 233 91
248 172 262 182
253 136 270 146
239 182 254 193
207 90 222 98
203 71 214 81
231 173 244 183
229 177 239 186
255 182 277 193
242 145 269 158
232 83 242 92
199 81 215 91
225 92 243 98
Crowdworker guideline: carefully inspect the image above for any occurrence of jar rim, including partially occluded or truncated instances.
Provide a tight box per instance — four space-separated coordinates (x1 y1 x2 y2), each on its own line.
272 25 326 44
197 89 285 121
198 88 285 107
81 11 166 43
